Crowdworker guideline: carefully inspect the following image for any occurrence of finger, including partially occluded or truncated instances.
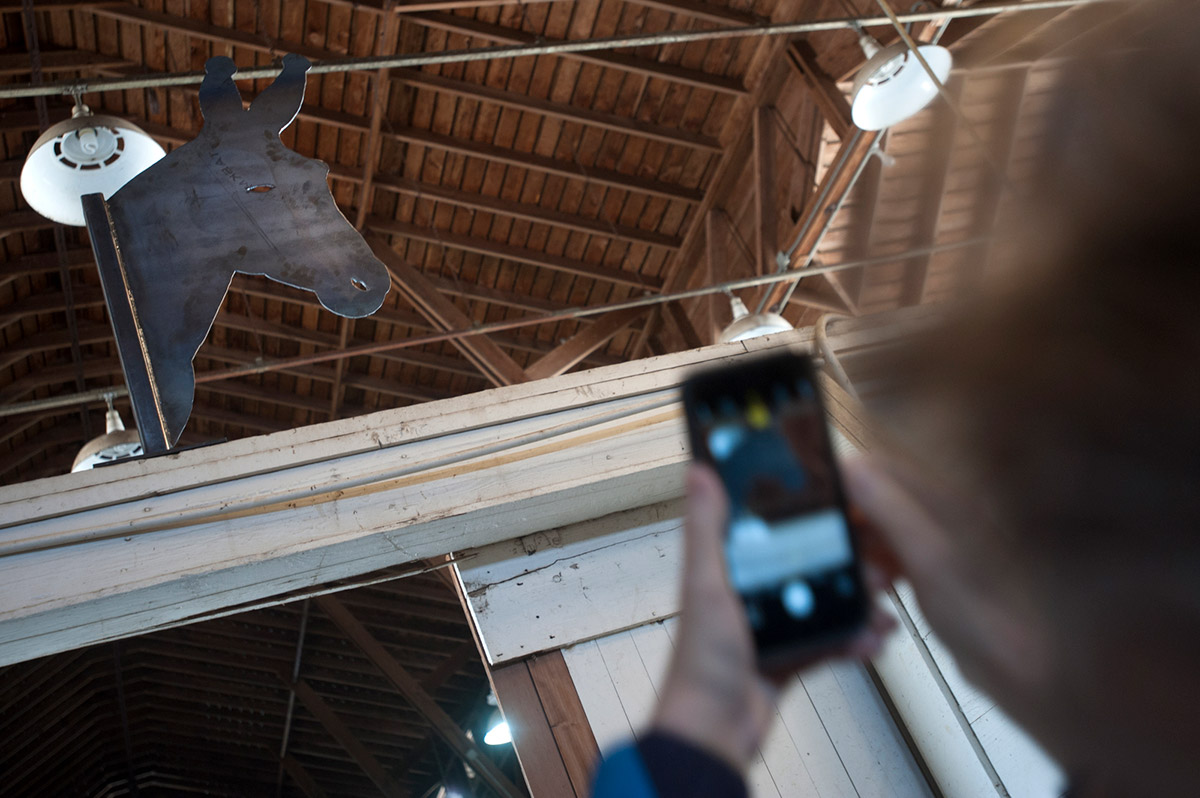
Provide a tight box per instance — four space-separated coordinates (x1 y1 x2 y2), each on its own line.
683 463 732 596
843 456 953 585
862 561 893 594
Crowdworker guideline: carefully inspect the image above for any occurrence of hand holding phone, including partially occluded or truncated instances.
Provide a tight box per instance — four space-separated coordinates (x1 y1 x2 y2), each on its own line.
682 352 871 668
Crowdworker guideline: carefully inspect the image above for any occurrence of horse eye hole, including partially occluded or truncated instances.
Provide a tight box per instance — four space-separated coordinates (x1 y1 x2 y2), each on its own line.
350 278 368 292
246 184 275 193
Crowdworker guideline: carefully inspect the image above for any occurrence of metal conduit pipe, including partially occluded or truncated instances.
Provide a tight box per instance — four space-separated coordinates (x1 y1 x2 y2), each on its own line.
0 0 1110 100
0 236 988 421
815 312 861 402
772 141 885 314
754 128 865 315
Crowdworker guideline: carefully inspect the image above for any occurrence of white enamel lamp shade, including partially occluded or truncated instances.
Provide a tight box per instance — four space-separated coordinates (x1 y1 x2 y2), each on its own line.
20 105 166 227
718 296 794 344
851 42 953 131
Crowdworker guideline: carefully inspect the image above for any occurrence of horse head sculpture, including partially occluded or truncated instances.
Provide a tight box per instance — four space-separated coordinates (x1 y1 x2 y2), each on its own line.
84 54 390 450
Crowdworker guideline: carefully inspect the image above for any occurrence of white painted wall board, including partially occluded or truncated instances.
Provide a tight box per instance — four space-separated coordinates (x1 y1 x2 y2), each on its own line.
766 678 856 798
893 583 1064 797
973 706 1066 798
594 629 661 739
871 591 1004 797
561 640 634 757
457 501 684 663
567 625 933 798
802 662 935 798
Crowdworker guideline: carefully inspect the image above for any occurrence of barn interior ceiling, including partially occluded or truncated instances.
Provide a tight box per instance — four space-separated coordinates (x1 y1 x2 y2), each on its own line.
0 0 1140 795
0 0 1134 486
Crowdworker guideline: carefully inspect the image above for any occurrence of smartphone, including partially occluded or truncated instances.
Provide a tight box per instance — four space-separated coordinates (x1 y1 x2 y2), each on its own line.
682 352 868 664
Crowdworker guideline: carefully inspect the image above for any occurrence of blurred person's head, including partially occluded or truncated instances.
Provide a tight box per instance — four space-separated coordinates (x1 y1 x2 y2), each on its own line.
874 3 1200 794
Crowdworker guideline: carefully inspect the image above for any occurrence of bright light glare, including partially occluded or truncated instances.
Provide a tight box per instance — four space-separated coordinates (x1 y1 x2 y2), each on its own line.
484 720 512 745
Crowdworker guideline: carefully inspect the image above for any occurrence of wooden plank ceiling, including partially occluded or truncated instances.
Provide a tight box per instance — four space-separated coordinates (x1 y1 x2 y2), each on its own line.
0 566 527 797
0 0 1131 485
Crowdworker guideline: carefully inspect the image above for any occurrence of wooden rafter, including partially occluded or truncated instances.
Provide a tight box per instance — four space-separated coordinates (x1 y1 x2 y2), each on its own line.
1 54 721 158
315 595 526 798
280 755 330 798
627 0 763 27
647 0 809 356
753 105 778 276
395 68 722 153
786 40 854 140
367 235 529 387
369 173 683 250
899 80 961 306
524 307 647 381
408 11 746 96
368 216 660 290
756 128 882 314
385 125 705 205
0 49 128 77
284 676 407 798
79 2 742 95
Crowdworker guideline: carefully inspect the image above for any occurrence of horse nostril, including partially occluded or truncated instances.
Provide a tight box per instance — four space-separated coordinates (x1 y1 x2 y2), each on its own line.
246 184 275 193
350 278 368 292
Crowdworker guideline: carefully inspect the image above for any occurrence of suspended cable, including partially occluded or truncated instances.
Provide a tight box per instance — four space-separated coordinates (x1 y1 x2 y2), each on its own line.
0 0 1110 100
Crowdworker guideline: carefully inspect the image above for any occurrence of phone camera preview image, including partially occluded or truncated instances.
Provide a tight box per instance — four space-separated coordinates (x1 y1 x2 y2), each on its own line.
687 360 866 655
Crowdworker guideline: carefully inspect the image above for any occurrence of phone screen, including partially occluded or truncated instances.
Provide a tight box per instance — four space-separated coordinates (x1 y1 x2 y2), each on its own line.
683 353 867 658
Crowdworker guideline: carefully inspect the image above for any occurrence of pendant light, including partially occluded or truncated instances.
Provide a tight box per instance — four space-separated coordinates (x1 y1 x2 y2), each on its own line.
482 692 511 745
718 295 793 344
850 31 952 131
71 395 144 472
20 102 166 227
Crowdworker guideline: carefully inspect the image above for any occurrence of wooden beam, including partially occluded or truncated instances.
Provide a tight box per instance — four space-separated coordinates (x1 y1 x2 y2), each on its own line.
367 234 529 387
285 676 407 798
281 755 330 798
0 49 131 77
420 639 479 693
0 285 106 329
86 4 331 62
757 129 882 314
490 657 584 798
371 173 682 250
394 68 722 153
0 211 52 238
409 11 746 96
786 41 854 140
4 47 720 158
786 287 853 315
664 301 704 351
0 247 94 286
387 125 704 205
526 651 603 797
315 595 526 798
524 308 647 382
2 321 936 662
368 216 660 290
626 0 763 27
83 2 741 95
646 0 803 356
0 319 924 666
899 80 961 307
753 105 778 276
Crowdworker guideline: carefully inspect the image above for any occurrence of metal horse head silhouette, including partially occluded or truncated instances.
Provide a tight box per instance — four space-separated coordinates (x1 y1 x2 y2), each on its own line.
84 54 389 452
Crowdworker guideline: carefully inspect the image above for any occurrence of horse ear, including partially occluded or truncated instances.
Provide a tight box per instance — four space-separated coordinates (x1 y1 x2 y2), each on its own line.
245 53 310 133
281 53 312 73
200 56 243 122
